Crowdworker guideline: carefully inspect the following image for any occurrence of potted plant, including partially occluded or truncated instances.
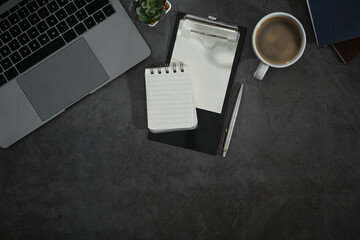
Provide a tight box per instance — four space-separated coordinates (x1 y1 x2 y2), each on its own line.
131 0 172 27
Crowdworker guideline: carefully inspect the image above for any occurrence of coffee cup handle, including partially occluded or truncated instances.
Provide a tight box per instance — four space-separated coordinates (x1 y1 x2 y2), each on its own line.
254 62 269 80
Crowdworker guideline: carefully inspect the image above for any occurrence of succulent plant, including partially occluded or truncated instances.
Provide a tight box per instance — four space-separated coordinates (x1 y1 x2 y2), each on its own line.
131 0 166 24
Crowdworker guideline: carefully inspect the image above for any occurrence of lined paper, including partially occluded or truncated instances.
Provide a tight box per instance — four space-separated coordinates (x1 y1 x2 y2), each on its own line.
145 65 197 133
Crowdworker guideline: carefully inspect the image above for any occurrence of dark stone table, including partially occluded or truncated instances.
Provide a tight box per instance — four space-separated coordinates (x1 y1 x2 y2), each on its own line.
1 0 359 239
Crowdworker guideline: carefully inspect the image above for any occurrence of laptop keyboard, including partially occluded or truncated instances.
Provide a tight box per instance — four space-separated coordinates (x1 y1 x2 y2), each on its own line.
0 0 116 87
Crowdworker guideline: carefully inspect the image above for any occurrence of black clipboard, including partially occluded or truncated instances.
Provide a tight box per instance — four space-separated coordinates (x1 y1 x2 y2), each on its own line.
148 12 246 155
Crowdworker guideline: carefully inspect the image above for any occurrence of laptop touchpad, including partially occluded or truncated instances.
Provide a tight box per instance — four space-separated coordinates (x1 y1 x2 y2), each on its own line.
17 38 109 121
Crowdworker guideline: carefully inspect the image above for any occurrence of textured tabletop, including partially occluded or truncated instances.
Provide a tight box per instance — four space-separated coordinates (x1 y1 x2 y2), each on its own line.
1 0 360 239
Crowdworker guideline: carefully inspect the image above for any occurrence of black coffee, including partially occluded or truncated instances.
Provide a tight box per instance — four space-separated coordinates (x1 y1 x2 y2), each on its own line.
255 16 302 65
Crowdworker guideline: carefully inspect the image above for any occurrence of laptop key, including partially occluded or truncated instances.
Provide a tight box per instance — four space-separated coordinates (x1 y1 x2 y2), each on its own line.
47 1 60 13
93 10 105 23
84 16 96 29
19 45 31 58
19 19 31 31
103 4 115 17
9 52 22 64
36 0 49 7
74 22 86 35
8 39 21 51
55 8 68 21
27 1 40 12
18 33 30 45
63 29 77 43
8 13 20 25
46 15 58 27
65 15 78 27
27 26 40 39
57 0 69 7
64 2 77 15
56 21 69 33
16 36 65 73
29 12 41 25
38 33 50 45
9 25 22 38
36 21 49 33
0 45 11 58
0 19 11 31
18 7 30 19
0 31 11 44
85 0 109 15
74 0 87 8
29 39 41 51
47 27 60 39
0 74 6 86
38 7 50 18
4 67 18 81
75 9 88 21
1 57 12 70
0 11 10 19
9 5 20 13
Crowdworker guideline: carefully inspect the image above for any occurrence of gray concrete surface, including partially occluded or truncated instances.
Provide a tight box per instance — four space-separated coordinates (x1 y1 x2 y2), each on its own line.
1 0 360 239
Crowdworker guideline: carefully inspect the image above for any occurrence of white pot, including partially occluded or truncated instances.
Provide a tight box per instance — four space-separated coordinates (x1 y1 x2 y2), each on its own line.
148 1 172 27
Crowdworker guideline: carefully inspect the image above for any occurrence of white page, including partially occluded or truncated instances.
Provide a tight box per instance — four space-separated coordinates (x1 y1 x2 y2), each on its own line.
145 66 197 132
171 19 239 114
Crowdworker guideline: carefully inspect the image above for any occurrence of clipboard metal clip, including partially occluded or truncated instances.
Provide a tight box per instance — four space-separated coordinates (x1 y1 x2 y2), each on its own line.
208 16 217 21
181 14 240 42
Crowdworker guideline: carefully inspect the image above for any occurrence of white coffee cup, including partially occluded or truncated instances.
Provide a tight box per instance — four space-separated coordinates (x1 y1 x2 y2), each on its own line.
252 12 306 80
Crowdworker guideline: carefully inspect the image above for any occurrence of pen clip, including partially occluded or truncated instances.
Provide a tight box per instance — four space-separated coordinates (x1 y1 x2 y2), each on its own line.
221 128 228 149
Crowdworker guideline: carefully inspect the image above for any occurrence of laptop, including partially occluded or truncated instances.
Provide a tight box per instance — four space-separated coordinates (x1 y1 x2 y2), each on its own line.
0 0 151 148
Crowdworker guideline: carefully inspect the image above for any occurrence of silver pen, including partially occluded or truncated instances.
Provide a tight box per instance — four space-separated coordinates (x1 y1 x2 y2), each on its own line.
223 84 244 157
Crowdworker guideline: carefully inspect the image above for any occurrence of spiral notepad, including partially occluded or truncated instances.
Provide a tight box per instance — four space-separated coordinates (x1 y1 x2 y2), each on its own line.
145 62 198 133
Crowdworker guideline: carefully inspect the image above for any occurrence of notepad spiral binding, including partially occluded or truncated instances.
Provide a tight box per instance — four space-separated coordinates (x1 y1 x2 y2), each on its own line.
149 61 185 74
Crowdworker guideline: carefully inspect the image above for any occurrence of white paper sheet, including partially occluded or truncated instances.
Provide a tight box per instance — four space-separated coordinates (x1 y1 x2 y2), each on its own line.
171 19 240 114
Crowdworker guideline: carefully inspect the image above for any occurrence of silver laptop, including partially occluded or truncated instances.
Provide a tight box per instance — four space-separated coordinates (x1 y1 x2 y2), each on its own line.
0 0 150 148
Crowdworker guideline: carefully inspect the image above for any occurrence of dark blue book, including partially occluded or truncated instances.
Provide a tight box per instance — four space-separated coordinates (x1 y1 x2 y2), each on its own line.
306 0 360 47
